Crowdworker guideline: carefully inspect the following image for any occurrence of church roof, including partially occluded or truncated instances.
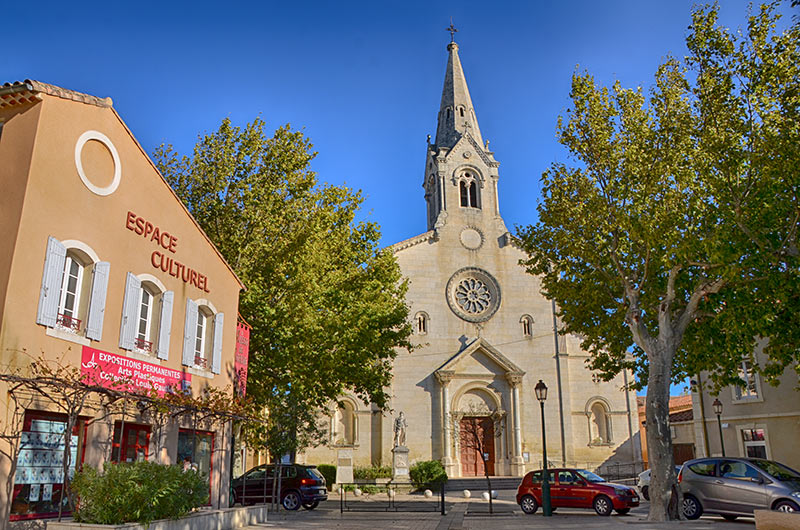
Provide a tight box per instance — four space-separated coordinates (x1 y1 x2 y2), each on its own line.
434 41 484 149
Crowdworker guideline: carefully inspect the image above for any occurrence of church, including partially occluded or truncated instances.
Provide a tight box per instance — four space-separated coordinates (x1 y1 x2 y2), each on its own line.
302 35 638 478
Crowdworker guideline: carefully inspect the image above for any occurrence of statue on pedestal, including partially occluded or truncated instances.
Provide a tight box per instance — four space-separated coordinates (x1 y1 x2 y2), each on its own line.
393 411 407 447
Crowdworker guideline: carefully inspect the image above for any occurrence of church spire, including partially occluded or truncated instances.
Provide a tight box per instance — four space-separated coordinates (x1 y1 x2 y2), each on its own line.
434 33 484 149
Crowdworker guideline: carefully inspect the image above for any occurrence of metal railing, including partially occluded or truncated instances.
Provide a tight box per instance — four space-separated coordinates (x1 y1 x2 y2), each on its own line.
338 481 447 514
134 337 153 353
57 313 81 332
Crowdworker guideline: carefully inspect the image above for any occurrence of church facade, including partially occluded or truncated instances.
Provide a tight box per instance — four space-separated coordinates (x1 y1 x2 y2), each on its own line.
302 38 638 478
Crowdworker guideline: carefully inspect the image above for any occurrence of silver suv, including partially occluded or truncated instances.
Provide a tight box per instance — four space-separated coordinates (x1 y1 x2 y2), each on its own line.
679 457 800 520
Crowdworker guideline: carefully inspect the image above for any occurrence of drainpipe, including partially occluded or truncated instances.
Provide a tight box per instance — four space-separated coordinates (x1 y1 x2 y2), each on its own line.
551 299 566 466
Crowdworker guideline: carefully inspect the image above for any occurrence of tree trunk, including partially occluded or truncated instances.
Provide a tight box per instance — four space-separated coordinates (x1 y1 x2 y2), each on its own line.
645 342 680 521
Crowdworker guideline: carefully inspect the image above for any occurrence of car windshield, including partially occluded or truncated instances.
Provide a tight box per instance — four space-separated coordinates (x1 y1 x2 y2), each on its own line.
575 469 606 483
752 460 800 482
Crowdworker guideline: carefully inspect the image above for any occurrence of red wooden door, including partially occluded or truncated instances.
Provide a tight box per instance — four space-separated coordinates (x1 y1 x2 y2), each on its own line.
459 417 495 476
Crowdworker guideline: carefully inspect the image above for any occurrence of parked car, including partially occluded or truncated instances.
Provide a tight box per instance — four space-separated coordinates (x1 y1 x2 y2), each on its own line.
637 465 682 500
231 463 328 510
517 468 640 516
679 457 800 520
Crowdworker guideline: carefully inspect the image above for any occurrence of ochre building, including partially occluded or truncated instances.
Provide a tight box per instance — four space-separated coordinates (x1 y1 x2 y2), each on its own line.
0 80 245 521
302 39 639 478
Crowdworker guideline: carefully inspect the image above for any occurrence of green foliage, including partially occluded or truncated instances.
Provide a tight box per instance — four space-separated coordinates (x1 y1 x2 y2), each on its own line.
516 1 800 391
353 465 392 480
154 118 413 457
317 464 336 487
71 462 208 525
409 460 447 490
515 1 799 520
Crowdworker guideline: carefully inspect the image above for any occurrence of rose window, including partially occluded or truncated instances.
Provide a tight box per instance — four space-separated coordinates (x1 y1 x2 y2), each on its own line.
445 267 501 323
455 278 491 314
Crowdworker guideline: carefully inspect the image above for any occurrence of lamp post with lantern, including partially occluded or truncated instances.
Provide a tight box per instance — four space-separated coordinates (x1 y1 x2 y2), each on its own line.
535 380 552 517
712 398 725 457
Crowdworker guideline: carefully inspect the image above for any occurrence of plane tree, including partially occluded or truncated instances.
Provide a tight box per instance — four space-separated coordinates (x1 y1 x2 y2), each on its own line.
154 118 412 458
516 2 799 521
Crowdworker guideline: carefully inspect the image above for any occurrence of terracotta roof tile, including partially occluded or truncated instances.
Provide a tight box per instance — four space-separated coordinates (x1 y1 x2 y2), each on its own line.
0 80 112 110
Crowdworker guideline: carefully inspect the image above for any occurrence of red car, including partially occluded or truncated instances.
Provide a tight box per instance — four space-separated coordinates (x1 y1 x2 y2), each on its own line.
516 468 639 516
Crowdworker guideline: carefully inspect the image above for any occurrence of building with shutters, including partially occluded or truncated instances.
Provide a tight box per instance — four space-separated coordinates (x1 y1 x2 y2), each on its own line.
0 80 245 521
301 37 639 479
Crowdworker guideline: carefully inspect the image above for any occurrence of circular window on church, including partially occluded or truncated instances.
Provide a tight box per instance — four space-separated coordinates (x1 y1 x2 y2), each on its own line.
446 267 501 323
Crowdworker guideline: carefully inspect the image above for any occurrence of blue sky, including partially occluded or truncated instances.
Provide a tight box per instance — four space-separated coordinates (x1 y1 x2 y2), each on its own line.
5 0 792 246
3 1 794 393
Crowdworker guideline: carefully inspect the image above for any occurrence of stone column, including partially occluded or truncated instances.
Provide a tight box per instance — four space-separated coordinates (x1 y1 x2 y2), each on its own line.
436 370 457 477
507 372 525 476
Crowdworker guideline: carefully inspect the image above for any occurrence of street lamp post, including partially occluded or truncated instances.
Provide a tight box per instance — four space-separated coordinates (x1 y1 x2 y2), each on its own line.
712 398 725 457
535 380 552 517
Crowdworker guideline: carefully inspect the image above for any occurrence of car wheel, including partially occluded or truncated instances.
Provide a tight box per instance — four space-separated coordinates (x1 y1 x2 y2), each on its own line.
302 500 319 510
519 494 539 514
722 514 738 521
615 508 630 515
641 486 649 501
682 495 703 520
593 495 612 516
281 491 301 511
774 500 800 512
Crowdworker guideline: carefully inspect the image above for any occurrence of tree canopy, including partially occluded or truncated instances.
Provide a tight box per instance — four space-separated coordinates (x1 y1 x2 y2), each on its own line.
154 118 412 455
516 1 799 520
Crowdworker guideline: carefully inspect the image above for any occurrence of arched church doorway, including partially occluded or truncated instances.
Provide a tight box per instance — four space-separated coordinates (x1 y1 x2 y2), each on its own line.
459 416 495 476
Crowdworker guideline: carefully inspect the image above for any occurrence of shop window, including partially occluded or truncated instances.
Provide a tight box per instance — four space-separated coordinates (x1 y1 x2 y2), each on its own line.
178 429 214 503
520 315 533 337
741 428 768 459
111 423 151 463
37 237 110 341
416 312 429 335
10 411 86 521
182 299 223 374
733 360 760 401
120 274 174 359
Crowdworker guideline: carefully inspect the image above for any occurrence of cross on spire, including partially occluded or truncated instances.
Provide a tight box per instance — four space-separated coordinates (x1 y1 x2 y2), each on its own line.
446 19 458 43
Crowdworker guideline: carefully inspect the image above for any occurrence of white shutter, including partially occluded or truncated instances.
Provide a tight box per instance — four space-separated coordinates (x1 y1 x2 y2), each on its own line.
37 237 67 327
182 298 198 367
118 273 141 350
156 291 174 360
211 312 224 374
85 261 110 341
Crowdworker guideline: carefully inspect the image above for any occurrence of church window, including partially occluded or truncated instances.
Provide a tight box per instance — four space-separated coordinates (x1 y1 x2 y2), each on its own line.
588 400 611 445
459 175 479 208
446 108 451 120
520 315 533 337
459 107 465 117
416 312 429 334
334 400 356 445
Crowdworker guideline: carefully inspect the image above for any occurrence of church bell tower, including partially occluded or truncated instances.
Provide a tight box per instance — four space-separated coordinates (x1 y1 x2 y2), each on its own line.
424 34 504 237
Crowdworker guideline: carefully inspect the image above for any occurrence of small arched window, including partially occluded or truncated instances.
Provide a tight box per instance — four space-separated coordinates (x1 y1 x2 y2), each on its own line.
459 173 479 208
520 315 533 337
334 400 356 445
589 401 612 444
416 312 429 335
459 107 465 117
57 252 88 331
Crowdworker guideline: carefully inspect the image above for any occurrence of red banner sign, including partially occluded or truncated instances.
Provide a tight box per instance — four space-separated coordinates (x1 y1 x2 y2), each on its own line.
80 346 190 396
235 322 250 397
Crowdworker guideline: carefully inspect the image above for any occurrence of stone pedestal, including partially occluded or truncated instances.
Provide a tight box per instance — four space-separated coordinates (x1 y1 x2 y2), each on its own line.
510 455 525 477
336 448 353 486
391 445 410 483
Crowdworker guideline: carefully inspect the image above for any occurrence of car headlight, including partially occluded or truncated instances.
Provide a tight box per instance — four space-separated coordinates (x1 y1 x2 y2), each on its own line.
791 491 800 499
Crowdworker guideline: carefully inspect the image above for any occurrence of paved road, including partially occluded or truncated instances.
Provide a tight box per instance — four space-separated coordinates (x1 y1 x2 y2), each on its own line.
241 490 756 529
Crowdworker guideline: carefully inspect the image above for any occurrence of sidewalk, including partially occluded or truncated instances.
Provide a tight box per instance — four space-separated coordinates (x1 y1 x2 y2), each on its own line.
239 491 746 529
